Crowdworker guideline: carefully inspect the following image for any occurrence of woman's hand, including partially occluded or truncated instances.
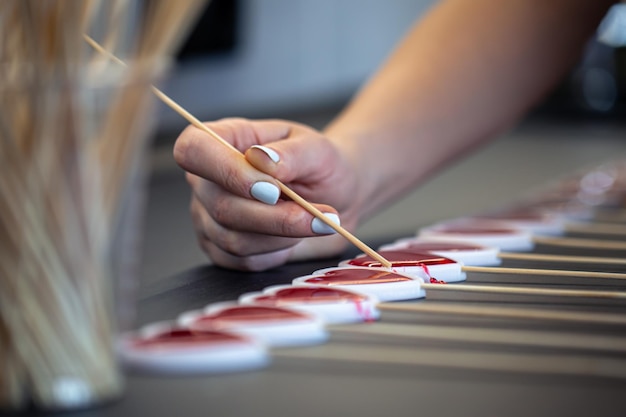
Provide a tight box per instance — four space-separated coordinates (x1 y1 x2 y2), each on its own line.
173 117 361 271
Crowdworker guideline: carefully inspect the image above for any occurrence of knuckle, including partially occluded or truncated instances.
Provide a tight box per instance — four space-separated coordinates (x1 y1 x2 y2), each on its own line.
197 234 213 257
172 125 197 168
214 229 246 256
210 197 232 226
221 165 246 196
184 171 197 187
239 258 268 272
189 199 206 232
275 205 311 237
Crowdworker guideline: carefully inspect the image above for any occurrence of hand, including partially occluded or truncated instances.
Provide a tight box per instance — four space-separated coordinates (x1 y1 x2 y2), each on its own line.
173 118 361 271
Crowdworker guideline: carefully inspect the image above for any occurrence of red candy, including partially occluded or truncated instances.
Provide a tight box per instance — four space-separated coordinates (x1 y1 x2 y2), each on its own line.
194 306 310 326
304 268 414 285
132 328 246 349
346 250 456 268
252 286 369 304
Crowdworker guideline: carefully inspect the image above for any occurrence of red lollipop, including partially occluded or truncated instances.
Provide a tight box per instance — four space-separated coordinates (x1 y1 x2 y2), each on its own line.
338 250 466 283
239 285 380 323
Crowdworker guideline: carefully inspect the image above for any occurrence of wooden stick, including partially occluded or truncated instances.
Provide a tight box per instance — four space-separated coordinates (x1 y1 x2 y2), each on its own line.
0 315 26 409
461 265 626 280
533 235 626 250
84 35 393 269
498 251 626 265
565 221 626 236
377 301 626 325
274 344 626 380
0 2 203 408
331 322 626 353
593 208 626 223
420 282 626 299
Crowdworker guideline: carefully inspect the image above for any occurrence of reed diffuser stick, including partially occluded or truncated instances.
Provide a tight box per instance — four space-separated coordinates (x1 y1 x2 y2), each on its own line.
0 0 208 410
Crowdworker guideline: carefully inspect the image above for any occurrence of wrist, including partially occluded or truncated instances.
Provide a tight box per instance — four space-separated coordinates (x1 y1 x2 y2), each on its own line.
323 122 395 226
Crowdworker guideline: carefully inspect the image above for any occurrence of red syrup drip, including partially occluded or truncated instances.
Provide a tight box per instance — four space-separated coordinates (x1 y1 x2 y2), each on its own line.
419 262 431 278
191 306 310 330
346 250 456 268
304 268 413 286
354 299 374 323
133 328 246 349
253 286 368 305
410 261 445 285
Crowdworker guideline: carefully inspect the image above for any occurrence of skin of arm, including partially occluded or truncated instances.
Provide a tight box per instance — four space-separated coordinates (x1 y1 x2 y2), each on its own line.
174 0 615 271
324 0 615 223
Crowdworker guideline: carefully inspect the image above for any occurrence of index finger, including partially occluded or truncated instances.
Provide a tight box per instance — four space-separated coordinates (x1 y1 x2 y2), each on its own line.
173 118 290 202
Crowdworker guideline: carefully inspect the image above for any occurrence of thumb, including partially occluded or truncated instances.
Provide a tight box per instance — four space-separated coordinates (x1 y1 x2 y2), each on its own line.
244 124 339 186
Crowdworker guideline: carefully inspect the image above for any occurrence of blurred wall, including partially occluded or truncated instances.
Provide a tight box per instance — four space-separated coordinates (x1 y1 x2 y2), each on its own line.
155 0 435 132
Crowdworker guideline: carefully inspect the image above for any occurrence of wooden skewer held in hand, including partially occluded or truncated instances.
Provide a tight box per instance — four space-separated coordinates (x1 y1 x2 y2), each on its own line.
83 35 392 269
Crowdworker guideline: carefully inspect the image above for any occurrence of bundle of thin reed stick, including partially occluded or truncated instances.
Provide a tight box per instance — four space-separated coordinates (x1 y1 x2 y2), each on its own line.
0 0 206 410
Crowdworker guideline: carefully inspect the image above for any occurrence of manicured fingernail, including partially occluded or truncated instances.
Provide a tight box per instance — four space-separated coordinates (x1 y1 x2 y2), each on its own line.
311 213 340 234
250 145 280 163
250 181 280 205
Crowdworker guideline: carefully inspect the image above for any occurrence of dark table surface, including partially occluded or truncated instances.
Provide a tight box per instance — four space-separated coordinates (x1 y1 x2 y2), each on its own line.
7 118 626 417
10 239 623 417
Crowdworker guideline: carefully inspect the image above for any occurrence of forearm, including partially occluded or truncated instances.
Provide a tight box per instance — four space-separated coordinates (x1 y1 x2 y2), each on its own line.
325 0 614 224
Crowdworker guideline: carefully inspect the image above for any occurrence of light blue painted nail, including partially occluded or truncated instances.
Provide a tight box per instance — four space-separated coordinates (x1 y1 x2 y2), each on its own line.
250 181 280 205
311 213 340 234
251 145 280 163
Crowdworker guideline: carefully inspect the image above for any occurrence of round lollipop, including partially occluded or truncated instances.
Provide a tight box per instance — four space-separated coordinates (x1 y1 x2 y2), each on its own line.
239 285 380 324
178 303 328 347
293 266 427 302
420 214 626 254
503 200 595 222
418 223 534 251
337 250 467 283
470 211 566 236
380 239 501 266
118 322 269 374
374 238 626 282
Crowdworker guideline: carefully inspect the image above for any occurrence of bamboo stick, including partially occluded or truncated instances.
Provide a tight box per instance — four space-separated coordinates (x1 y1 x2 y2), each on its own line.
498 252 626 265
462 265 626 281
420 282 626 299
331 322 626 353
274 344 626 380
377 302 626 326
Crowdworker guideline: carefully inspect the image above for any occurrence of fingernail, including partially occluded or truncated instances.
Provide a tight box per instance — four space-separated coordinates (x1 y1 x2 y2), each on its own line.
311 213 340 234
251 181 280 205
250 145 280 163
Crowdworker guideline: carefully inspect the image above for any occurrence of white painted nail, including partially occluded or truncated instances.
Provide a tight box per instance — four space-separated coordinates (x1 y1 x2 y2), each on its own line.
250 181 280 205
311 213 340 234
251 145 280 163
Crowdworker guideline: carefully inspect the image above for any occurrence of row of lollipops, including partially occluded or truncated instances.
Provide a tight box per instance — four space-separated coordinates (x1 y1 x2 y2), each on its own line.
119 160 626 374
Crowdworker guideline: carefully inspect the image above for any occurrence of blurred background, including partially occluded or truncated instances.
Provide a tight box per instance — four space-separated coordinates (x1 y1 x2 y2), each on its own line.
156 0 626 131
141 0 626 290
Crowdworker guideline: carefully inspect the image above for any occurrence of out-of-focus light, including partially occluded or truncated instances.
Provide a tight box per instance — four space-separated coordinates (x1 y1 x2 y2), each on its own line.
597 4 626 47
580 67 617 112
580 169 615 195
